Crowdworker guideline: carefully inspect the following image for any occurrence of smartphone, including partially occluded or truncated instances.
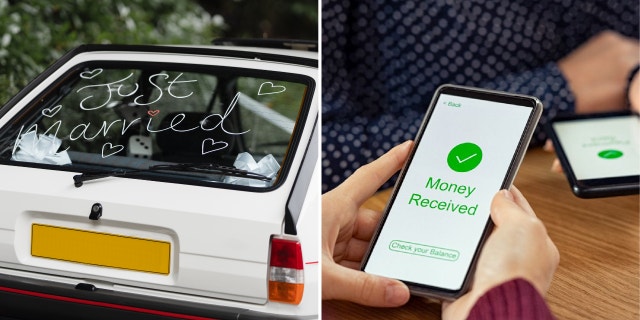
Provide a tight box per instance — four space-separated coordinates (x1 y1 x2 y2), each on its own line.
545 111 639 198
361 84 542 300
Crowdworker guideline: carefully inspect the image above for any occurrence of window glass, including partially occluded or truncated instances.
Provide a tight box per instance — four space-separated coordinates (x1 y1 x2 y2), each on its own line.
0 62 312 189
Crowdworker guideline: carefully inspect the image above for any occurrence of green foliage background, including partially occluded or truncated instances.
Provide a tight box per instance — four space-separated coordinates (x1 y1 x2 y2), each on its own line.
0 0 318 106
0 0 317 108
0 0 224 105
0 0 221 104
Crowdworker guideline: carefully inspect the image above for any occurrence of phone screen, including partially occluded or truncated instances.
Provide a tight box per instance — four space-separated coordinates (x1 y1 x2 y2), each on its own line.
362 86 540 295
551 115 639 180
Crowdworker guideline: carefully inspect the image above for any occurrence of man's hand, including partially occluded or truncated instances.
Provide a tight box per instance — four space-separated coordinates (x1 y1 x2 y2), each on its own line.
559 31 640 114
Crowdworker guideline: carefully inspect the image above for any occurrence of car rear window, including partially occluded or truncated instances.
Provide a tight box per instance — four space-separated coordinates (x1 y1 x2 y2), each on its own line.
0 60 313 189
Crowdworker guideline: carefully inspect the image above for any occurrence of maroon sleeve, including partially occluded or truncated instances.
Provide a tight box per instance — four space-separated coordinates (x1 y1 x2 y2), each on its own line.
467 278 555 320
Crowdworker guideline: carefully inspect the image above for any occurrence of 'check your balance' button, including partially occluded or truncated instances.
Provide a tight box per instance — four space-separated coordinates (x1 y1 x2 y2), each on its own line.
388 240 459 261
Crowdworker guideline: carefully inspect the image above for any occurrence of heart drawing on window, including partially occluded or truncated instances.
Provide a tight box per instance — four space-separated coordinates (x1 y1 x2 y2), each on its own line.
258 82 286 95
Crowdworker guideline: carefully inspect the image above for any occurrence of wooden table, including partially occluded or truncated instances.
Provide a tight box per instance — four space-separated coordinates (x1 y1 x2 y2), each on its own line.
322 148 639 319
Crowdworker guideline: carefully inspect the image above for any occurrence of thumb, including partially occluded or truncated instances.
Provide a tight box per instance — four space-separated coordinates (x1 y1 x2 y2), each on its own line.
323 263 410 307
490 189 528 227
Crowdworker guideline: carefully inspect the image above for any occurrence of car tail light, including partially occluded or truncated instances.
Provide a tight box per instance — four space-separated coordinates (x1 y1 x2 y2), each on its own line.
268 236 304 304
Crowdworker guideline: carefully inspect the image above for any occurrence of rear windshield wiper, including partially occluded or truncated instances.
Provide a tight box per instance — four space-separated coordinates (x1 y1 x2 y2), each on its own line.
73 163 272 187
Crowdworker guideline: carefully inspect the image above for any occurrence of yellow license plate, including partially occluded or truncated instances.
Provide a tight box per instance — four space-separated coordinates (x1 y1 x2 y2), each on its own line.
31 224 170 275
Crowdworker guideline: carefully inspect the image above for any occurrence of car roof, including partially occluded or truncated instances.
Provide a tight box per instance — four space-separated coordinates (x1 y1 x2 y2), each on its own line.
65 43 317 69
174 44 318 60
211 38 317 57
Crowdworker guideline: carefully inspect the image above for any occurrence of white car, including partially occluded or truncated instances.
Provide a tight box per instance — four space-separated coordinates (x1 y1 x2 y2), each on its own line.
0 41 319 319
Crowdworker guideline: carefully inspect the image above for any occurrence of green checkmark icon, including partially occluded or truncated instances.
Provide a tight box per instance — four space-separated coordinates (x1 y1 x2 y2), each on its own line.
447 142 483 172
597 149 623 159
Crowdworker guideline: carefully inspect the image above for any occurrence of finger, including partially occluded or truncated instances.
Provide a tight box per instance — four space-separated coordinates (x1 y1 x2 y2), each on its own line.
323 262 410 307
490 190 531 227
352 207 384 241
336 141 413 208
509 186 536 217
340 259 363 270
341 237 372 263
551 158 563 173
543 139 555 152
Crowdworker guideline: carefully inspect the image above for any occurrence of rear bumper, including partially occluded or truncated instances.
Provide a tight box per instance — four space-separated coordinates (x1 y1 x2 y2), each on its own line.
0 272 316 320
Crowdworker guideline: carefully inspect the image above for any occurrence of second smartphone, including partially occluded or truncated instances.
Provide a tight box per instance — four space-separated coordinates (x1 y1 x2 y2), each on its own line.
361 84 542 300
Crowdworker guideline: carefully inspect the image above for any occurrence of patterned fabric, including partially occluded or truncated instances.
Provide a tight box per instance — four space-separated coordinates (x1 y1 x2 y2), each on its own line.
322 0 639 192
468 278 555 320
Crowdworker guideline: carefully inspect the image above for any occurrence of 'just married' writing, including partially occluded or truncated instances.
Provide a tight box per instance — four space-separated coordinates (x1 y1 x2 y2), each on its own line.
11 69 274 159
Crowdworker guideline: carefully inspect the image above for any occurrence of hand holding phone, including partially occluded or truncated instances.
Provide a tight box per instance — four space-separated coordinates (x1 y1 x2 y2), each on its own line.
322 142 413 307
443 187 559 319
361 84 542 300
